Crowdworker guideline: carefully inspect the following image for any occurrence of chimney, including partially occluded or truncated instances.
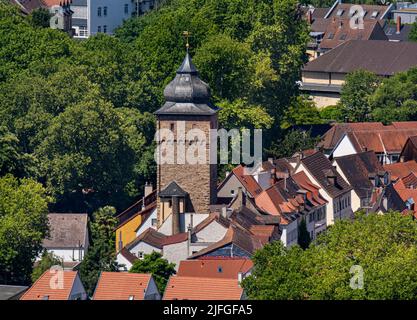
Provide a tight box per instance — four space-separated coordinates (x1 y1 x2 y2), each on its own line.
307 10 312 24
238 272 243 285
325 170 336 186
396 16 401 34
171 196 181 235
144 182 153 198
270 168 277 186
221 206 227 219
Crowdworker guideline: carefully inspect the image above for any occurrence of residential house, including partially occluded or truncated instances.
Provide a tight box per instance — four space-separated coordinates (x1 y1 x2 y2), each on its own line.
176 258 253 280
71 0 159 38
394 173 417 215
318 122 417 164
301 40 417 108
295 152 353 226
369 183 406 214
384 160 417 180
20 270 87 300
333 151 388 211
41 213 89 268
0 286 28 300
305 1 392 60
92 272 160 300
163 276 245 300
115 187 157 252
400 136 417 163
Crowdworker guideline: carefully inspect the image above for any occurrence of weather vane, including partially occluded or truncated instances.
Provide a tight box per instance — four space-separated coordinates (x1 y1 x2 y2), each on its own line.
183 31 192 52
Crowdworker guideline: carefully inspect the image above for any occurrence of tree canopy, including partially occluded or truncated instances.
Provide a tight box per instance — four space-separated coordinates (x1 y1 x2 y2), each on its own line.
243 211 417 300
0 175 52 285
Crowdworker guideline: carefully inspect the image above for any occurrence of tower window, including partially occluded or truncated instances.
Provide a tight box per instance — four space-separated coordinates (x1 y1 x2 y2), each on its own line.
97 7 101 16
103 6 107 16
170 123 175 131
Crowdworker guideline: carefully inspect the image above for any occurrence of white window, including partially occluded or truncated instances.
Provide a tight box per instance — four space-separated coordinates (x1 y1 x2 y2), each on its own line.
151 218 157 227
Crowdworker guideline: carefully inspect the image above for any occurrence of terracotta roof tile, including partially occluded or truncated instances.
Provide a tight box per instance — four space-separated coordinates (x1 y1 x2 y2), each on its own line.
177 259 253 279
20 270 78 300
384 161 417 180
93 272 153 300
163 276 243 300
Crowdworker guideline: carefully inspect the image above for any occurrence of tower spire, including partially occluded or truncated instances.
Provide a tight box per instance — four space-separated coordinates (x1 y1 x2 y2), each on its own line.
182 31 191 53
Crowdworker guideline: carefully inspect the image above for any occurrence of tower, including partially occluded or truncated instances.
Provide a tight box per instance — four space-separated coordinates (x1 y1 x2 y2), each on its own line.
155 52 218 226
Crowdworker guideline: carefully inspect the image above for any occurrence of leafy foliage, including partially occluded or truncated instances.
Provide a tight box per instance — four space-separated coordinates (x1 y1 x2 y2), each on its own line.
409 21 417 42
79 206 119 297
31 250 63 283
243 212 417 300
266 129 319 158
281 96 323 129
297 218 311 250
0 175 52 285
129 251 176 293
339 70 380 122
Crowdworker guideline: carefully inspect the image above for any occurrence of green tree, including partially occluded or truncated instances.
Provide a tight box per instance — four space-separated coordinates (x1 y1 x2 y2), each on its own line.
370 68 417 123
409 22 417 42
0 175 52 285
266 129 319 159
297 219 311 250
79 206 118 297
29 8 52 28
281 96 323 129
339 70 380 122
319 105 344 122
31 250 63 283
0 126 21 176
129 251 176 293
243 211 417 300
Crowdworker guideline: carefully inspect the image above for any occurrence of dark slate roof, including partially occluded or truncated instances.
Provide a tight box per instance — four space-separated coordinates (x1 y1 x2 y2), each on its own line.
301 152 352 198
159 181 188 198
43 213 88 249
334 151 384 198
384 24 412 41
0 285 28 300
303 40 417 76
371 184 406 213
155 53 219 116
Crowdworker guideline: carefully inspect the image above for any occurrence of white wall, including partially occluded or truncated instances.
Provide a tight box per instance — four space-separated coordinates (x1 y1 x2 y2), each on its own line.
69 274 88 300
116 252 133 271
163 241 189 270
332 134 357 158
158 213 209 236
129 242 161 258
194 221 228 243
136 208 157 237
281 220 298 247
88 0 132 36
144 277 161 300
44 248 86 263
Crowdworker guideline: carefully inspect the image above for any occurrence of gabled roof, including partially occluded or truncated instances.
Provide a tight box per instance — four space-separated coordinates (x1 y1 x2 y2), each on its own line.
159 181 188 198
20 270 79 300
300 151 352 198
303 40 417 76
334 151 384 198
0 285 28 300
193 212 230 234
371 184 406 213
163 276 243 300
177 259 253 279
93 272 153 300
231 165 263 197
384 161 417 180
43 213 88 249
126 228 167 250
319 19 387 51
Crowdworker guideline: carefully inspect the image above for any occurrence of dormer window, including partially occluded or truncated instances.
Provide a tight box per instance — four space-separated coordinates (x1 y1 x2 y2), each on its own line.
371 11 379 18
336 9 344 16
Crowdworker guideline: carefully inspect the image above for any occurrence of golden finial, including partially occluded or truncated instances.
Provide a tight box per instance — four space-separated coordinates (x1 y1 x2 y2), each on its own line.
183 31 192 52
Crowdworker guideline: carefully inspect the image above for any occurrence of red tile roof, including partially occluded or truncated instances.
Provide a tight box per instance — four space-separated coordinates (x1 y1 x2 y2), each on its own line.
93 272 152 300
232 166 263 197
163 276 243 300
20 270 78 300
384 161 417 180
177 259 253 279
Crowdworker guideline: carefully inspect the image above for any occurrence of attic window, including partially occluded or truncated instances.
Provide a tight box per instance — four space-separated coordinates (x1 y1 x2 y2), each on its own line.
336 9 344 16
371 11 379 18
327 33 334 39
